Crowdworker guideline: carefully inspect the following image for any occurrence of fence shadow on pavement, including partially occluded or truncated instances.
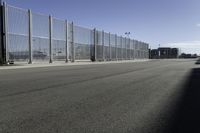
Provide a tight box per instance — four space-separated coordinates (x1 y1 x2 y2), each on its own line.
164 68 200 133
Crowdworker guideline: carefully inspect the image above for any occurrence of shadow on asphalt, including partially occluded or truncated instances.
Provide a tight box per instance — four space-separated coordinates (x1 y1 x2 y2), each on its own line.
195 58 200 64
165 68 200 133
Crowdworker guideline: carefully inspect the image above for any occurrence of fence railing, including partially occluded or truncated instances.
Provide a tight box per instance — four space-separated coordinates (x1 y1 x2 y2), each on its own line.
0 2 149 64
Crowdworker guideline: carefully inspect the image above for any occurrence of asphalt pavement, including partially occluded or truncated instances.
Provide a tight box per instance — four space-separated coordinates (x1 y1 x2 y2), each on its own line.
0 59 199 133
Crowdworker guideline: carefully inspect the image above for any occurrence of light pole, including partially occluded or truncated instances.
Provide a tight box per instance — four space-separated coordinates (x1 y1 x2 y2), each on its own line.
125 32 131 38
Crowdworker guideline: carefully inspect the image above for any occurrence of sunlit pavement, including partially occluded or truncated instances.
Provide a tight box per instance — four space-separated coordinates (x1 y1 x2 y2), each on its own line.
0 59 198 133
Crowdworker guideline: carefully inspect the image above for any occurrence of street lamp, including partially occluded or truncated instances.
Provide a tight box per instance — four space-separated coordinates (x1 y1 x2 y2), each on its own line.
125 32 131 38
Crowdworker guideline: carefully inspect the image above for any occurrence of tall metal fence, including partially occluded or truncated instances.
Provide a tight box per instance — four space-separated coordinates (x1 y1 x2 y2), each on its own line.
0 3 149 64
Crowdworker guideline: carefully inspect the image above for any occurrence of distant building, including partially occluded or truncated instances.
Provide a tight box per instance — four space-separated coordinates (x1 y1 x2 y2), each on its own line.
149 47 179 59
179 53 198 58
150 49 159 59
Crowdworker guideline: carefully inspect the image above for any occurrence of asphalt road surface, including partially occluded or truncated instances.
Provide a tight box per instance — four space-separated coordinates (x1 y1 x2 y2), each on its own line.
0 59 199 133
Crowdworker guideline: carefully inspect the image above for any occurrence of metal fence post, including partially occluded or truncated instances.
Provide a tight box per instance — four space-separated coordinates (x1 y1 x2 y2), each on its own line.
115 34 117 60
138 41 140 59
143 43 145 59
142 42 144 59
120 36 122 60
129 38 131 60
135 41 137 59
65 20 69 63
102 30 105 61
146 43 148 59
109 32 111 61
147 43 149 59
49 15 53 63
93 28 97 61
140 41 141 59
125 37 127 60
133 40 135 59
3 2 8 64
0 3 2 64
0 2 3 64
128 38 129 59
131 39 133 60
134 40 136 59
133 40 134 60
71 21 75 62
136 40 138 59
28 9 32 64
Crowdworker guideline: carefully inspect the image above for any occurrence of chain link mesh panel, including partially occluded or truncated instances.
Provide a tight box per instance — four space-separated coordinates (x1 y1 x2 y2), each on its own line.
126 39 131 60
138 41 142 59
122 37 126 59
52 18 66 61
5 4 149 63
134 40 138 59
7 5 29 62
117 36 122 60
110 34 116 60
96 30 103 60
74 25 92 60
32 13 49 62
67 22 73 61
130 39 134 59
104 32 110 60
133 40 136 59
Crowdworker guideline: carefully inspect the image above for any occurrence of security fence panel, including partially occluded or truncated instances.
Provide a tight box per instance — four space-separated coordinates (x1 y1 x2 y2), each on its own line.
141 43 143 58
143 43 146 59
141 42 144 59
144 43 146 58
142 43 145 58
110 34 116 60
146 43 149 58
67 22 73 61
104 32 110 60
126 39 131 60
130 39 134 59
7 5 29 62
132 40 136 59
32 13 49 62
134 40 136 59
139 41 142 59
96 30 103 60
3 3 150 64
143 43 145 58
52 18 66 61
135 40 138 59
137 41 140 59
74 25 92 60
140 42 143 59
133 40 136 58
138 41 141 59
122 37 126 59
116 36 122 60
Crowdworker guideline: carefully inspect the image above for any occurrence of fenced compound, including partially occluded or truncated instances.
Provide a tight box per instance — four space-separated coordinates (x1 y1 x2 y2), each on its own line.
0 3 149 64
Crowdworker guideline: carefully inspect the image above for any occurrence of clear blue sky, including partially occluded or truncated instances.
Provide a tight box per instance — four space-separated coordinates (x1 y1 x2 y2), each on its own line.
3 0 200 54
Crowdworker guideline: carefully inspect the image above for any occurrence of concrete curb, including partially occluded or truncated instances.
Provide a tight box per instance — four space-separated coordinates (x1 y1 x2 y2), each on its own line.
0 60 150 70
